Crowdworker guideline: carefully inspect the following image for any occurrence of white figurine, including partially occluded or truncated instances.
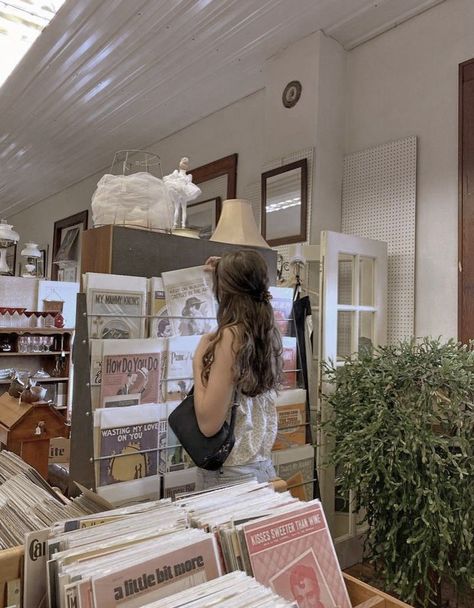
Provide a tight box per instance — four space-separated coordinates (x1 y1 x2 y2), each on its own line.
163 157 201 229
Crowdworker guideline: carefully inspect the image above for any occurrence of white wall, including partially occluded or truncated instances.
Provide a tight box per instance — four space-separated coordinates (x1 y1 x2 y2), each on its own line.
9 90 265 274
313 34 346 242
263 31 345 242
10 31 346 269
264 34 319 160
346 0 474 339
9 0 473 339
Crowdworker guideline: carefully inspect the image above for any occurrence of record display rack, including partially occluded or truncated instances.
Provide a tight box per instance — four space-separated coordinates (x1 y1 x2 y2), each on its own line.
68 228 318 498
69 298 215 494
69 296 319 499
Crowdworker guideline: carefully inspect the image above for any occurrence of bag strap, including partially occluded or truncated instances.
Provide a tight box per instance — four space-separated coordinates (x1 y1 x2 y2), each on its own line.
186 384 239 431
228 388 240 433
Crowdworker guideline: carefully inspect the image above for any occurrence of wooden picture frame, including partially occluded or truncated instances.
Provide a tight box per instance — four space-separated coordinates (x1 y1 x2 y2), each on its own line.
261 158 308 247
51 211 88 281
187 197 222 239
191 154 238 199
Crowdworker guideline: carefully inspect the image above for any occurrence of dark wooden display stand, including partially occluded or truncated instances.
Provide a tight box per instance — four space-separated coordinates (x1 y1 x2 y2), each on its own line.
81 226 278 283
70 227 277 494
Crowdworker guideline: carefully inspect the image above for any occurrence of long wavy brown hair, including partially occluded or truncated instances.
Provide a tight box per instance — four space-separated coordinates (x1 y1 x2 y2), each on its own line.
201 250 283 396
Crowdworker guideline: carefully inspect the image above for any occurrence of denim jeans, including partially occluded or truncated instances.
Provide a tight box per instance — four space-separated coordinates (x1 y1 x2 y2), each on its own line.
195 459 276 491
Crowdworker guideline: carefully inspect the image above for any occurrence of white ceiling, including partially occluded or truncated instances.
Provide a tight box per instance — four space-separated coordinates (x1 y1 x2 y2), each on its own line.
0 0 444 217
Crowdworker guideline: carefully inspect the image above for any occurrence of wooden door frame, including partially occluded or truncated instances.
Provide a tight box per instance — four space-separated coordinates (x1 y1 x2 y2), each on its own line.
458 58 474 342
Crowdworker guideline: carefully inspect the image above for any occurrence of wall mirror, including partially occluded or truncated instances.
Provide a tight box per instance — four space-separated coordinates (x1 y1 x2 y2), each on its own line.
261 158 308 247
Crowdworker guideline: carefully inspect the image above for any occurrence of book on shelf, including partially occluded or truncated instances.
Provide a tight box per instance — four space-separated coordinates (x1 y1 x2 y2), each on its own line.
136 571 297 607
162 266 217 336
282 336 298 389
165 335 200 401
91 530 222 608
165 401 194 473
270 286 294 337
0 450 109 551
163 468 197 501
21 480 348 608
272 444 315 501
274 388 307 450
44 500 187 608
100 338 167 407
148 277 172 338
93 404 164 505
242 500 351 608
175 481 349 608
84 273 147 339
46 523 221 608
90 339 104 410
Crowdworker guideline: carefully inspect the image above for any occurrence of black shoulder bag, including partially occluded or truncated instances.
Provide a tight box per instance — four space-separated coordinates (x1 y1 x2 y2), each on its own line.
168 386 238 471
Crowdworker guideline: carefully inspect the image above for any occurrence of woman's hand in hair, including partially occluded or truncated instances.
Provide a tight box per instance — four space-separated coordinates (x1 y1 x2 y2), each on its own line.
203 256 220 272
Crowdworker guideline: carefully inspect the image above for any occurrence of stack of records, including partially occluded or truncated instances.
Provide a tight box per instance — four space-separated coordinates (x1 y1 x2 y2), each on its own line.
38 504 220 608
0 451 109 549
176 482 352 608
23 481 351 608
139 571 297 607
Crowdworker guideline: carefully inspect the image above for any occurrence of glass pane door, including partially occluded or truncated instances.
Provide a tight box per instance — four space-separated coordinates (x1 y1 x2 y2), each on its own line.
318 231 387 567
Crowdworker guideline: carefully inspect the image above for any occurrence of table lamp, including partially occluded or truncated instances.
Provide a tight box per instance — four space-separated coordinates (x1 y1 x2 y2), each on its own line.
210 199 270 248
20 242 41 277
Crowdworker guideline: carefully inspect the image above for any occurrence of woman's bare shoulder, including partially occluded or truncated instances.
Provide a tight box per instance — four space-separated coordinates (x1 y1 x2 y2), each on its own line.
220 325 241 349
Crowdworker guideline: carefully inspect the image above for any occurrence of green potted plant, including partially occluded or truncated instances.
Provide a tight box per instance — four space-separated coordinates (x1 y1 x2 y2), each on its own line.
323 338 473 607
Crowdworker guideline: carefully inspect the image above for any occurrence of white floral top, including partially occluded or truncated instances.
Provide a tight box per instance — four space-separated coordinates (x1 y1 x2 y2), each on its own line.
224 391 277 467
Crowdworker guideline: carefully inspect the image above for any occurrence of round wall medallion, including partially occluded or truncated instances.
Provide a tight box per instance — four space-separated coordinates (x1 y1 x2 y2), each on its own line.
282 80 302 108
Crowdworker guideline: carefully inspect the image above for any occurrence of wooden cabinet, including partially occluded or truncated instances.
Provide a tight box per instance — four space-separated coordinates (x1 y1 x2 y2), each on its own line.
0 328 73 415
81 225 277 283
0 393 68 479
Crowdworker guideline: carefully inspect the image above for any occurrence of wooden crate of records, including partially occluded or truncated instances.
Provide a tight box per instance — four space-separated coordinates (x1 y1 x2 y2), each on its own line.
0 546 22 608
344 573 413 608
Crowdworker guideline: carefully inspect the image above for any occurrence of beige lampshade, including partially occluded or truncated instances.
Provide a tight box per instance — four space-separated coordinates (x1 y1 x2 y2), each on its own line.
210 199 270 249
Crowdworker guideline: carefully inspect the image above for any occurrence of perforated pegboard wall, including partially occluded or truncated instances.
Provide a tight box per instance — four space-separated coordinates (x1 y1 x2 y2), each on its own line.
243 148 313 283
342 136 417 344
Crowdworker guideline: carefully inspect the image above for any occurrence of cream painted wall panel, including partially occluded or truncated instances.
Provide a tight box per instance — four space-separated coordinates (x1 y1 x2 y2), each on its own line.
345 0 474 339
263 31 346 243
264 33 319 160
312 33 346 241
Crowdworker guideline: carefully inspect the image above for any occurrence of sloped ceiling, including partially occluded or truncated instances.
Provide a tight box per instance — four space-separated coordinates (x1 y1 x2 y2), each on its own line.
0 0 444 217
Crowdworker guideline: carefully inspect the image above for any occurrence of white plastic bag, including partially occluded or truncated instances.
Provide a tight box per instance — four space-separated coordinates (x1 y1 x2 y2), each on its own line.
91 172 174 231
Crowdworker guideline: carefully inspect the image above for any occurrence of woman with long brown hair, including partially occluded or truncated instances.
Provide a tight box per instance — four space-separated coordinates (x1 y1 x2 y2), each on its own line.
193 249 283 489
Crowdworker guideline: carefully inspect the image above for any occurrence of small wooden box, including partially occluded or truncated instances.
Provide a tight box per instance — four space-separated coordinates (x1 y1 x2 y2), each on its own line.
0 393 68 479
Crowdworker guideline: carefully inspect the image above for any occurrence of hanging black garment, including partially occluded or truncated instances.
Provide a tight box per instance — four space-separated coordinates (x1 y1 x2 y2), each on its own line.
291 293 320 499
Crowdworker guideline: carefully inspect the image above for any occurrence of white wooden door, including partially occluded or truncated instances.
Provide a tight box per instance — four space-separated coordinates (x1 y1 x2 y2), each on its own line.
318 230 388 567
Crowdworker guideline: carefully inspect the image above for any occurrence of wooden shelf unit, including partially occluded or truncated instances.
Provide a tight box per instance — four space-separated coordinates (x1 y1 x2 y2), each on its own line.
0 327 73 334
0 351 71 356
0 328 74 412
